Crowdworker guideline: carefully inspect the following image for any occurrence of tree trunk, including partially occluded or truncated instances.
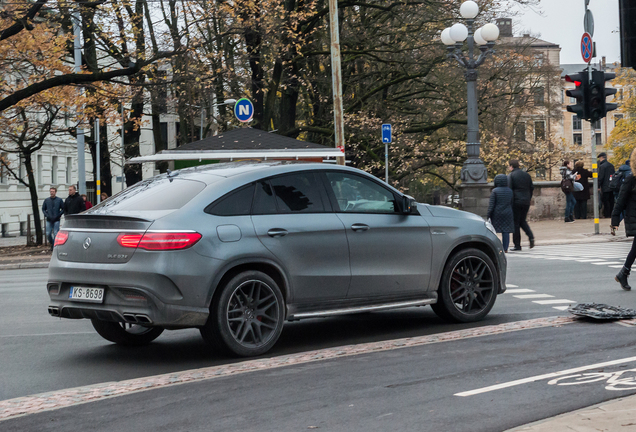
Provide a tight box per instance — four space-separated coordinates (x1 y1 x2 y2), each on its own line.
23 155 43 245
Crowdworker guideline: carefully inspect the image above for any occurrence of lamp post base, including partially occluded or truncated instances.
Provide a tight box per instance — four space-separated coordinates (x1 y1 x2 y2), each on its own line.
460 158 488 184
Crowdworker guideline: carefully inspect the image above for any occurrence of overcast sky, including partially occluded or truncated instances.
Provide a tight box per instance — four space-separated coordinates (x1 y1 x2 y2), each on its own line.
505 0 620 65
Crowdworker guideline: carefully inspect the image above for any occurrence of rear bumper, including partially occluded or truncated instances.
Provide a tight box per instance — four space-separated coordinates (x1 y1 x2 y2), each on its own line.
47 250 218 328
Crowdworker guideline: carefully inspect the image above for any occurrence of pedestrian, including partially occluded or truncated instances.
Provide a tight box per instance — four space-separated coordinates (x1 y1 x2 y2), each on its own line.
81 194 93 210
610 149 636 291
64 185 86 215
598 152 616 218
42 187 64 250
573 160 592 219
100 192 109 201
508 159 535 251
560 160 578 223
487 174 514 253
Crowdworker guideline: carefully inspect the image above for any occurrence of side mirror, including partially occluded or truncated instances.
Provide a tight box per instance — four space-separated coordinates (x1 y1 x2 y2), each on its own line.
401 195 416 214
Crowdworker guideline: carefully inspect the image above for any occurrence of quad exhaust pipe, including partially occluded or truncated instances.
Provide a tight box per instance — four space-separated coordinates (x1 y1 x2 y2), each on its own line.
122 313 153 324
48 306 60 317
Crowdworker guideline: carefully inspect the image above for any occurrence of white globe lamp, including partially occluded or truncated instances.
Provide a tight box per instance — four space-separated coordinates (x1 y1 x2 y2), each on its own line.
474 28 487 46
449 23 468 42
441 28 455 46
481 23 500 42
459 1 479 19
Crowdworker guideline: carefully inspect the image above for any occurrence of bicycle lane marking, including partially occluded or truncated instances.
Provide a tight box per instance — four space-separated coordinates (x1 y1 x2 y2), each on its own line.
455 355 636 397
0 316 574 421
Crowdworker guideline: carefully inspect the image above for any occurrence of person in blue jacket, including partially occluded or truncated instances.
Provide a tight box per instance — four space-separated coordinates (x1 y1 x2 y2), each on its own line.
487 174 515 253
42 187 64 249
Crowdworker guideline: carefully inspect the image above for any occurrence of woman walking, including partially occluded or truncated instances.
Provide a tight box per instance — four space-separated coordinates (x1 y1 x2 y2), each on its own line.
573 160 592 219
560 160 577 223
611 149 636 291
487 174 514 253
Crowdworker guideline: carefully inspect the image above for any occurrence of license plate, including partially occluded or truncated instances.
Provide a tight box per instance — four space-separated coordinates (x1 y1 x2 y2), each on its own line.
69 286 105 303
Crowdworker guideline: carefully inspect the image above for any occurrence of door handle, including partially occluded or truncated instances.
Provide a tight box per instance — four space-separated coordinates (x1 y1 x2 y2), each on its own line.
267 228 288 237
350 223 370 232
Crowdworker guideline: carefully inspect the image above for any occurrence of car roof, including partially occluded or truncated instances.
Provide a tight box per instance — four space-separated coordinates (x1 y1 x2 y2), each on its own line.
174 161 356 184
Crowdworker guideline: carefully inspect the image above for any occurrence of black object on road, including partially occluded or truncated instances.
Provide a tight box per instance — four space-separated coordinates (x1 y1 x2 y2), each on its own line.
569 303 636 320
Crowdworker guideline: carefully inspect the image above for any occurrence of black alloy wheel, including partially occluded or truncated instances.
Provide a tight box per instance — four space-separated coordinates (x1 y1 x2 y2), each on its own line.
201 270 285 357
431 248 498 322
91 319 164 346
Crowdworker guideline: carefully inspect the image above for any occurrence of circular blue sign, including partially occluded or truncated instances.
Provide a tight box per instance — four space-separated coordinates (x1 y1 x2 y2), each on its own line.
234 98 254 123
581 32 593 63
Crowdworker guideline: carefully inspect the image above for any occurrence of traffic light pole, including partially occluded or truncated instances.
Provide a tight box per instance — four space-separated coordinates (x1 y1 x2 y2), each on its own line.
588 64 600 235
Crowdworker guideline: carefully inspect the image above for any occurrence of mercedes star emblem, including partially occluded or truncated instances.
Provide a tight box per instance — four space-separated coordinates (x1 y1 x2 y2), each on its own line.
83 237 92 250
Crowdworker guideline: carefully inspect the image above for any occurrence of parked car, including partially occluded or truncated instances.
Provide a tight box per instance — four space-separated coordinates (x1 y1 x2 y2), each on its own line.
47 162 506 357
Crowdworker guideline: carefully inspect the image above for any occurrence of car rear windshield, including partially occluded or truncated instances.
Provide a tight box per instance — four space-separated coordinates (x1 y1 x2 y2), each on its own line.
89 177 206 212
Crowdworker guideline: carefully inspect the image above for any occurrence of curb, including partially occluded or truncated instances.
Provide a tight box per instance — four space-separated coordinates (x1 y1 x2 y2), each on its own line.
0 262 49 271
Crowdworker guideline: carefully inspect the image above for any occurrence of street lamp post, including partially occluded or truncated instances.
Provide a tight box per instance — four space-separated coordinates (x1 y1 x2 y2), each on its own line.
441 1 499 184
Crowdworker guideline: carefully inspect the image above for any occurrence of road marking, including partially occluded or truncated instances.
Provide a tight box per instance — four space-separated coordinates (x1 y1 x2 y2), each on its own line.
0 316 575 421
455 355 636 397
553 306 570 311
610 265 624 269
575 259 607 262
514 294 554 299
591 262 622 265
506 284 519 288
533 299 576 305
505 289 535 294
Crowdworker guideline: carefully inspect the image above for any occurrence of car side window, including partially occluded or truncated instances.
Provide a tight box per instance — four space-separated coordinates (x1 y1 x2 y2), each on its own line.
204 183 255 216
252 181 278 215
270 172 326 213
325 172 398 214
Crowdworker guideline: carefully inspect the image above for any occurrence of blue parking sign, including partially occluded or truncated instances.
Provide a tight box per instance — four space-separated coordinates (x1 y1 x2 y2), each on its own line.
382 124 392 143
234 98 254 123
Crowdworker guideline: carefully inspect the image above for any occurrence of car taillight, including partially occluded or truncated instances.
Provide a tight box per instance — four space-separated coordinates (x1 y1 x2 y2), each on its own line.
54 230 69 247
117 232 202 251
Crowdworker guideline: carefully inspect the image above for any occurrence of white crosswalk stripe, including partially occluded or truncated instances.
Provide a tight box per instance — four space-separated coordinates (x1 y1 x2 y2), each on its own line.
506 242 634 269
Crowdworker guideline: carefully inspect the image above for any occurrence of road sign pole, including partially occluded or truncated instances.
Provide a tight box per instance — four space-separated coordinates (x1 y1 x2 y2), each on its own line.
385 142 389 183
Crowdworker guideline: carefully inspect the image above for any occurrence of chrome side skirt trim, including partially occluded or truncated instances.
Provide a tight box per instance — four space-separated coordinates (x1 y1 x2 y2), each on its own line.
289 298 435 319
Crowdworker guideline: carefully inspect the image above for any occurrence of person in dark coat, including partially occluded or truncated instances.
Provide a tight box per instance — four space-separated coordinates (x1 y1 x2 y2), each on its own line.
42 187 64 249
573 160 592 219
560 160 578 223
64 185 86 215
610 149 636 291
487 174 514 252
508 159 535 251
598 152 616 218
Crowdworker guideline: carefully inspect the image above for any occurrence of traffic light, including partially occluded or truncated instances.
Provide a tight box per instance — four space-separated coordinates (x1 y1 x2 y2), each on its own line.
565 72 589 120
619 0 636 69
590 71 618 122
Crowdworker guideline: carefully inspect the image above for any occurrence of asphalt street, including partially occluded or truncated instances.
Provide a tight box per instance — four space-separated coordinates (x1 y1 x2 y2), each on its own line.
3 241 636 430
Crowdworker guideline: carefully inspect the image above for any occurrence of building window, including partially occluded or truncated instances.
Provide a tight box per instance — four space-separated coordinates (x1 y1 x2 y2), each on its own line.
615 114 624 127
533 87 544 106
595 133 602 146
619 89 624 101
573 133 582 146
0 153 8 184
51 156 58 185
535 168 546 179
572 116 582 130
561 90 564 104
513 91 524 106
534 121 546 141
592 119 601 130
66 157 72 184
569 96 577 103
37 154 43 185
514 122 526 141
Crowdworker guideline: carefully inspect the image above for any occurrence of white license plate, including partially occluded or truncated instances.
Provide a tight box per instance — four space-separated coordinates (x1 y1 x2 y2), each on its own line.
69 286 104 303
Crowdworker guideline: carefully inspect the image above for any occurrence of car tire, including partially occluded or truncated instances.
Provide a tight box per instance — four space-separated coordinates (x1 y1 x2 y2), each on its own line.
431 248 498 323
200 270 285 357
90 319 164 346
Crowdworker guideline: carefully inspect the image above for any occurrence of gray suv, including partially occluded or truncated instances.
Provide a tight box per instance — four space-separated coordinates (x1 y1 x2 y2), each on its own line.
47 162 506 357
